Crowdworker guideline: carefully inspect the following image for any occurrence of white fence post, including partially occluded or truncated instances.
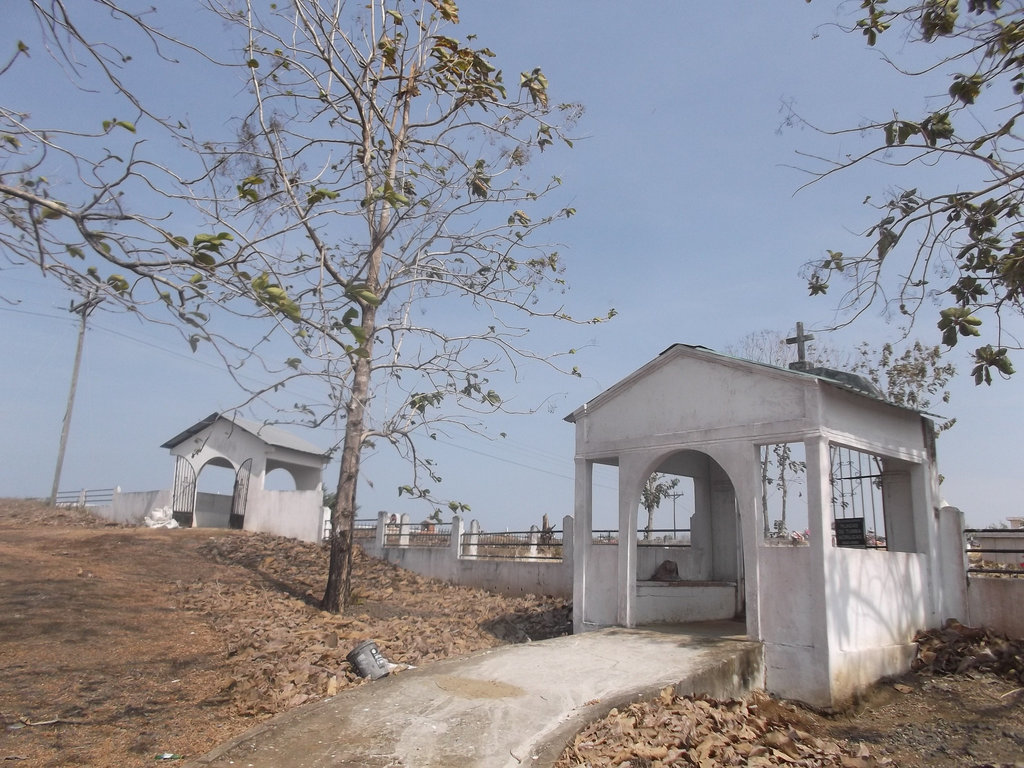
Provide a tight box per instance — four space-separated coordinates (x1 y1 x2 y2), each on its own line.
398 513 411 547
451 515 463 559
562 514 574 570
528 525 539 559
467 520 480 558
376 510 388 551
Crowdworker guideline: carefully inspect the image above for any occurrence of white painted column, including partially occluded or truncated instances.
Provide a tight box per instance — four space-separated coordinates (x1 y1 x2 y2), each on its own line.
450 515 464 559
572 457 593 633
803 433 836 704
617 453 646 628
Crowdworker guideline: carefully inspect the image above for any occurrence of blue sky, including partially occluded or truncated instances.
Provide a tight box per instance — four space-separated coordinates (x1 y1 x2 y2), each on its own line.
2 2 1020 529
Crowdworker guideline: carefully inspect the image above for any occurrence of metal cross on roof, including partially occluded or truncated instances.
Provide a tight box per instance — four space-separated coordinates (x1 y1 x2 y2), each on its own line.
786 322 815 371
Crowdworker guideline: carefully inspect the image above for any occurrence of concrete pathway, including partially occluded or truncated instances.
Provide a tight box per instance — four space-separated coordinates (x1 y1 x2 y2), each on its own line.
189 623 762 768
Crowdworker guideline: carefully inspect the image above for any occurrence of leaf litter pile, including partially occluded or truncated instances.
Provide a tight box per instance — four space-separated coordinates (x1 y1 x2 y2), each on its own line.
556 619 1024 768
0 499 568 766
557 688 887 768
2 499 1023 768
189 532 571 716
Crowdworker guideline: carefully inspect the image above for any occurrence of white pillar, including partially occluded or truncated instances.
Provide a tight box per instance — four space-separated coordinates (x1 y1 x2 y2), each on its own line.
803 433 836 702
451 515 464 559
617 454 646 628
466 519 480 558
572 458 593 633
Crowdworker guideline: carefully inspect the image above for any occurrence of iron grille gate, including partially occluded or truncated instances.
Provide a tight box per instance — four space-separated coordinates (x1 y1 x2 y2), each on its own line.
171 456 197 527
829 445 887 549
230 458 252 530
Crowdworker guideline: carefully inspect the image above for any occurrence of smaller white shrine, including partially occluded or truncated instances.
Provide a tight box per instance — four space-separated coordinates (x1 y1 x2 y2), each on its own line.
161 412 329 543
565 343 967 707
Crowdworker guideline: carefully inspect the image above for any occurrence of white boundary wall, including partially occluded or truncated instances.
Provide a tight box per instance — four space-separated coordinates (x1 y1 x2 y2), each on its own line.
359 513 574 598
968 577 1024 638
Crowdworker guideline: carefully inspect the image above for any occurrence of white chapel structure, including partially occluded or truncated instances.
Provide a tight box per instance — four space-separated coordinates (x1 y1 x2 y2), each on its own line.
565 343 967 707
161 412 330 543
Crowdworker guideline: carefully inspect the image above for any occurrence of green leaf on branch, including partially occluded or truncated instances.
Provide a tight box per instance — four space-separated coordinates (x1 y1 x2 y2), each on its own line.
427 0 459 22
307 187 339 206
237 175 264 203
938 306 982 347
106 274 129 294
921 0 958 41
251 272 301 322
808 275 829 296
101 118 136 133
884 119 920 146
468 159 490 199
410 391 445 413
344 283 381 307
822 250 844 271
950 73 984 105
972 345 1015 385
520 68 549 108
508 210 530 226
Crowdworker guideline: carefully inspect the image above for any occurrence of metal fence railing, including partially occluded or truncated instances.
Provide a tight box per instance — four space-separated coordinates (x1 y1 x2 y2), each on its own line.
965 528 1024 576
322 516 379 541
383 522 452 548
54 488 115 507
352 518 378 539
461 530 563 561
592 529 691 546
637 528 692 546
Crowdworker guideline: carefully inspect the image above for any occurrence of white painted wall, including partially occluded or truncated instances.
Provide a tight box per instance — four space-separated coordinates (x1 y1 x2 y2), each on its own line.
968 578 1024 638
359 514 575 598
582 544 618 626
195 491 232 528
95 488 171 524
633 582 736 624
245 489 324 543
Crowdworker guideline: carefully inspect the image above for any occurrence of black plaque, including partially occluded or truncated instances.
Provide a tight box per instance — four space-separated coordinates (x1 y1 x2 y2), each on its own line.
834 517 867 548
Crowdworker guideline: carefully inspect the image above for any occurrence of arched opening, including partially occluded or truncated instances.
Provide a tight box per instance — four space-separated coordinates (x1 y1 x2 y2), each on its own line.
632 450 745 627
194 457 237 528
264 467 298 491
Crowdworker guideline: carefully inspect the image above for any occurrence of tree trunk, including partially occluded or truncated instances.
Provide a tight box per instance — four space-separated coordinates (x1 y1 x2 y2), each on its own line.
321 307 377 614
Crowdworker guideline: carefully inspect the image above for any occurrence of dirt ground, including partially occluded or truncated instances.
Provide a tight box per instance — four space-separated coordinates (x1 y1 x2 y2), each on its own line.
1 499 1022 768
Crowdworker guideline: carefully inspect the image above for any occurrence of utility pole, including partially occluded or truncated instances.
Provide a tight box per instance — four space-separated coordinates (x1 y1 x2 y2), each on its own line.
49 292 102 506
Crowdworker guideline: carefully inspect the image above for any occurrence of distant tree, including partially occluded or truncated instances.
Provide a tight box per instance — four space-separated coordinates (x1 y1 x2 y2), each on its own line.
728 330 956 424
731 329 956 535
759 443 806 538
640 473 680 541
799 1 1023 385
849 340 957 432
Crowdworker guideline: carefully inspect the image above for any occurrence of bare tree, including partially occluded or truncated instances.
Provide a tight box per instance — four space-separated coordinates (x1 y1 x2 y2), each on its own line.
4 1 607 613
193 0 610 612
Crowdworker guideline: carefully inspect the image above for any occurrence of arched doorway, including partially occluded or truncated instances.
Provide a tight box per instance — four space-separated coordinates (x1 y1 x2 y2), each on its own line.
194 457 237 528
632 449 744 626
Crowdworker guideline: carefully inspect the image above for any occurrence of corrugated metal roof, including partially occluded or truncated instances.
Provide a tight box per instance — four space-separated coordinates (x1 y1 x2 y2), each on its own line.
161 412 328 457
